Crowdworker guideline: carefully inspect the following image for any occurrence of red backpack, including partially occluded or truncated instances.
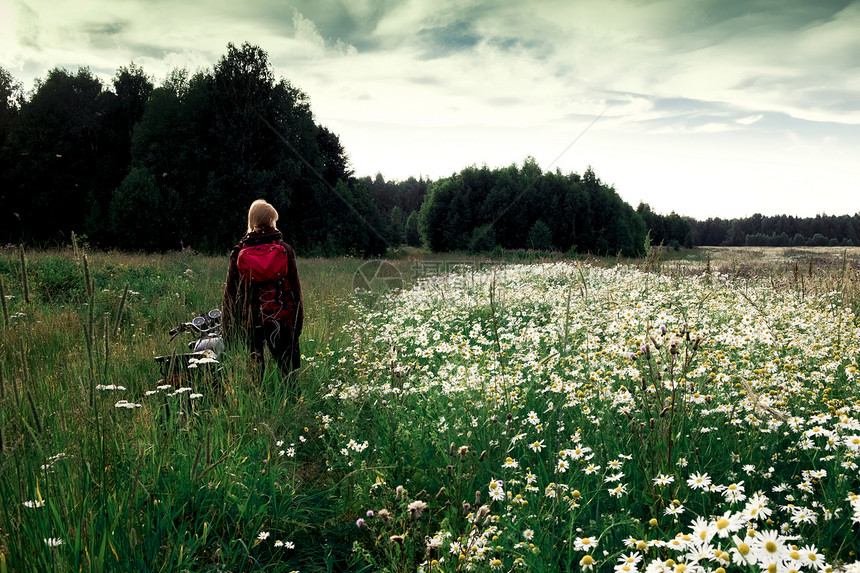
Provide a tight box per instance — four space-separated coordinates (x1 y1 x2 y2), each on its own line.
237 242 289 283
237 242 296 323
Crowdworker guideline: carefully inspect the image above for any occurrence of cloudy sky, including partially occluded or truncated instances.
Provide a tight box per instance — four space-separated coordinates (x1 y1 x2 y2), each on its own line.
2 0 859 219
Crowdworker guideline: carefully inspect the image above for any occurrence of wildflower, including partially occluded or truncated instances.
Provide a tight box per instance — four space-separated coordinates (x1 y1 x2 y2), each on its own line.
608 484 628 498
23 500 46 508
686 472 711 490
488 479 505 501
408 500 428 520
722 481 746 503
688 517 714 545
742 494 772 522
750 530 789 565
44 537 63 547
426 536 443 555
653 474 674 486
580 554 596 570
797 545 825 569
790 507 818 525
575 536 598 552
664 502 684 516
712 511 743 538
528 440 545 452
258 531 270 541
502 457 519 469
664 535 689 552
843 435 860 452
523 529 534 541
95 384 126 391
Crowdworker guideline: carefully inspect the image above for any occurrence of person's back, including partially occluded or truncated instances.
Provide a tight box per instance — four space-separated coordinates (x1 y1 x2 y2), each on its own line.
222 199 303 386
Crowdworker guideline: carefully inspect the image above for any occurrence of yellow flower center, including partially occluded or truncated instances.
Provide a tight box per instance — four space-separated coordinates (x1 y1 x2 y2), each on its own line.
716 518 730 529
790 551 800 560
766 541 778 554
738 543 750 556
581 555 595 566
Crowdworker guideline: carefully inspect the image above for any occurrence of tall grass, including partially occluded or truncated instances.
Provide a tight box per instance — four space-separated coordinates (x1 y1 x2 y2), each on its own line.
0 246 409 571
0 245 858 571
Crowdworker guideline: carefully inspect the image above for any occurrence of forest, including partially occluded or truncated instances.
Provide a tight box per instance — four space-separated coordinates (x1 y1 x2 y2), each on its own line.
1 42 856 255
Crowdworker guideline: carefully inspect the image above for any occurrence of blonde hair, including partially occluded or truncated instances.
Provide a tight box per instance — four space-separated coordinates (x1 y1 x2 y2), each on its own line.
246 199 279 233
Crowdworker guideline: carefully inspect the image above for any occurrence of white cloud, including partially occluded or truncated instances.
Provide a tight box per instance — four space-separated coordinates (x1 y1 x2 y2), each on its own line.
737 114 764 125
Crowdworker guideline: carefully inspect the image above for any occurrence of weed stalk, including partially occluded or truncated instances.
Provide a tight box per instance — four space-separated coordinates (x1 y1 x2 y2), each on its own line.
19 338 42 434
103 314 109 379
82 255 96 406
0 275 8 329
18 245 30 305
113 283 129 338
0 366 5 452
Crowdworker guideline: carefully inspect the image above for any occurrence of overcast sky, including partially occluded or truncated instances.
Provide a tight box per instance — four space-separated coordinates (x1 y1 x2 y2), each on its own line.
2 0 859 219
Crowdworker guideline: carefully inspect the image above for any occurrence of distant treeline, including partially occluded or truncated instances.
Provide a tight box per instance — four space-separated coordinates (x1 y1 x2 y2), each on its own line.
692 214 858 248
1 44 856 255
417 161 647 256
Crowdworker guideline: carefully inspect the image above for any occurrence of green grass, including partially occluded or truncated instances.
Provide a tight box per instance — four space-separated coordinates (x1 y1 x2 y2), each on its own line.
1 245 859 572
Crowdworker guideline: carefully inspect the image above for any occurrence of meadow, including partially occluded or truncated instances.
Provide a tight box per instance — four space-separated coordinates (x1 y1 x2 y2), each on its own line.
0 244 859 572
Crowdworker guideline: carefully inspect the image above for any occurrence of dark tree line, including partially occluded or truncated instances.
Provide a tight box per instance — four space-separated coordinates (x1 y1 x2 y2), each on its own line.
360 174 429 247
4 45 854 256
636 203 694 250
692 214 859 248
0 43 385 256
416 159 648 256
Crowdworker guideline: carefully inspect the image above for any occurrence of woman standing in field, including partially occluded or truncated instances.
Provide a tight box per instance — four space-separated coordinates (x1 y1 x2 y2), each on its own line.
222 199 303 385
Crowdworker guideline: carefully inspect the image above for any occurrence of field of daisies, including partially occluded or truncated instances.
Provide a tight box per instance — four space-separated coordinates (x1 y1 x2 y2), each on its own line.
328 261 860 573
1 248 860 572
